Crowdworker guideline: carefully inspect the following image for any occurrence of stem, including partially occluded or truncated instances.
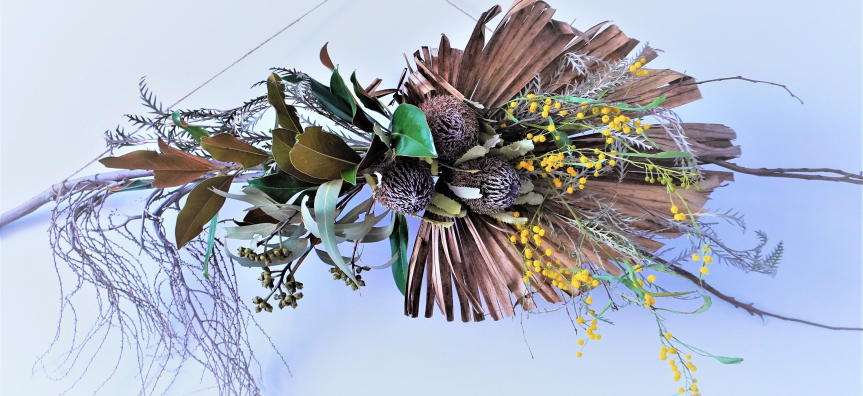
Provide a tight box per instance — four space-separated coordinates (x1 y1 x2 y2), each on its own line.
705 159 862 185
656 257 863 331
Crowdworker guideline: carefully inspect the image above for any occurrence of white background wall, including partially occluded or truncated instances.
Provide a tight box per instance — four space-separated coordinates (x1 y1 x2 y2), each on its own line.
2 0 861 395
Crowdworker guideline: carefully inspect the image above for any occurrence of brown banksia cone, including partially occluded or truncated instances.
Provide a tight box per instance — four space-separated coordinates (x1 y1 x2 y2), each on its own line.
450 156 520 214
420 95 478 163
375 157 435 214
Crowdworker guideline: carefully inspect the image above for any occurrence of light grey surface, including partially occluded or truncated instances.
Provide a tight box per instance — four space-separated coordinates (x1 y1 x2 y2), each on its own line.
1 0 861 394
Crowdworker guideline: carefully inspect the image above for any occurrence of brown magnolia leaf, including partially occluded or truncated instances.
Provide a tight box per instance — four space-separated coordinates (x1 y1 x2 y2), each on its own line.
320 42 335 70
175 175 234 249
289 127 361 180
200 134 269 169
99 139 217 188
266 74 302 132
242 208 280 225
271 128 326 184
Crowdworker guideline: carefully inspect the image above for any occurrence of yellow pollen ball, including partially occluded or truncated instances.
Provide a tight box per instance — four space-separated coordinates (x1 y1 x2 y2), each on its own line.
548 125 556 132
704 256 713 264
513 212 520 218
665 332 672 340
510 102 517 108
545 98 552 105
670 205 679 213
608 160 616 166
559 110 568 116
602 115 610 123
578 339 584 346
576 112 584 119
692 253 700 261
585 296 593 304
606 138 614 144
647 275 656 283
554 102 561 109
700 266 709 275
577 352 583 357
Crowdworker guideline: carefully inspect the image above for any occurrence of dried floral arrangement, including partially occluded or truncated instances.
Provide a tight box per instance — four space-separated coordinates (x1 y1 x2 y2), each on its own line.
3 1 860 395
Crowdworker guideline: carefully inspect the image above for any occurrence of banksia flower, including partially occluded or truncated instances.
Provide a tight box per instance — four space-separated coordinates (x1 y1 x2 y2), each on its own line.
374 157 435 214
420 95 478 162
450 156 520 214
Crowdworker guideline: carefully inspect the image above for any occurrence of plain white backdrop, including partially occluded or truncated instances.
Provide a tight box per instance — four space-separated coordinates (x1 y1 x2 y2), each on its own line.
2 0 861 395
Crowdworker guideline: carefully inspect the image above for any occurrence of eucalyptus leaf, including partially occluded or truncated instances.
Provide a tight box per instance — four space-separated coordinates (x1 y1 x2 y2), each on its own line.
313 179 358 284
202 214 218 280
389 213 409 295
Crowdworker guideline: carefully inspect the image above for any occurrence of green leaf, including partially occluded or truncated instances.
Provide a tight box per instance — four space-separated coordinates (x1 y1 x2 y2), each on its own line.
247 171 317 204
389 213 409 295
615 151 692 159
266 74 302 132
175 175 234 249
674 338 744 365
308 77 354 122
341 165 358 185
453 146 488 166
390 104 437 158
171 111 210 143
289 126 362 180
313 179 358 284
613 94 666 111
202 213 218 281
657 294 713 315
108 179 152 193
330 67 357 117
649 290 695 298
350 71 389 116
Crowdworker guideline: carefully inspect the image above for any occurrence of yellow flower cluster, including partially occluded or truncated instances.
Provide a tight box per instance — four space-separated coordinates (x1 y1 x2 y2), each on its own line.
515 159 536 171
629 57 650 76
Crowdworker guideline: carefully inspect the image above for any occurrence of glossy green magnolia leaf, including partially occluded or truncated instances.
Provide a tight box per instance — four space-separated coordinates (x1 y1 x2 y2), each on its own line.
330 67 357 117
289 127 361 180
202 213 218 281
175 175 234 249
200 134 269 169
266 74 302 132
391 104 437 158
248 171 317 204
271 128 326 184
389 213 409 295
350 71 389 116
308 77 353 122
313 179 359 284
171 111 210 143
341 165 358 185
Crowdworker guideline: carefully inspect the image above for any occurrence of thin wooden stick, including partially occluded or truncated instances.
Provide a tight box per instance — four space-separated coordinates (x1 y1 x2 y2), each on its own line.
658 258 863 331
705 159 863 185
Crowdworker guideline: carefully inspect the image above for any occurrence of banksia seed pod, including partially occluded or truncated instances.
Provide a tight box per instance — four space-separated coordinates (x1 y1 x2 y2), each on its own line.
420 95 478 162
450 156 521 214
375 157 435 214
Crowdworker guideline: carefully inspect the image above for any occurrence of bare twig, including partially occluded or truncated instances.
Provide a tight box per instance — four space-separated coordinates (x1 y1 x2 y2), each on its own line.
0 170 153 228
658 259 863 331
705 159 863 185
